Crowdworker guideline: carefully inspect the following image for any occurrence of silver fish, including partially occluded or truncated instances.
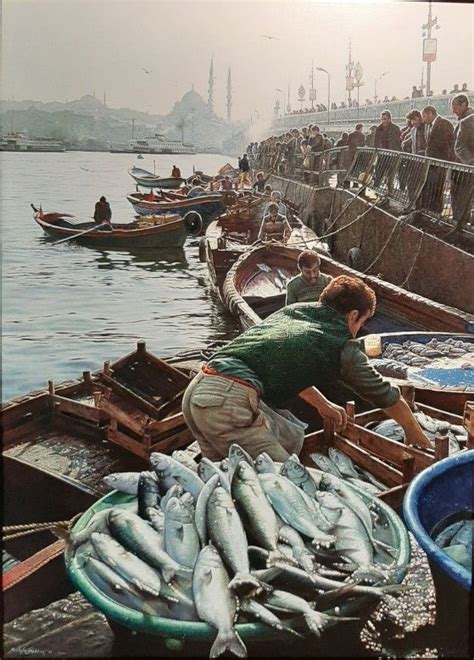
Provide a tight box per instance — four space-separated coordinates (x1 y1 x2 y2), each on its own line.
207 486 262 597
107 508 191 583
259 473 335 548
138 471 161 518
280 454 321 497
228 443 255 470
193 545 247 658
152 453 204 500
239 599 303 638
90 532 163 598
328 448 360 479
195 473 219 547
347 478 382 495
164 496 200 570
231 461 285 565
172 450 198 473
198 457 230 491
103 471 156 495
277 523 316 574
255 452 277 474
145 506 165 535
160 484 185 512
70 509 110 549
309 453 344 479
149 453 178 492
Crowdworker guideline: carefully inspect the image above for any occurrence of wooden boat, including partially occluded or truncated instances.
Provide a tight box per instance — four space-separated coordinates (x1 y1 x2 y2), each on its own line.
128 166 185 189
32 206 187 248
222 243 474 334
126 190 225 232
363 331 474 415
204 199 324 296
1 342 197 622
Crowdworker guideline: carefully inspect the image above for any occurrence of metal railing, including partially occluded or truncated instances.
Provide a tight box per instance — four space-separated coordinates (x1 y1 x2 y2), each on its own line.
255 145 474 231
272 93 474 132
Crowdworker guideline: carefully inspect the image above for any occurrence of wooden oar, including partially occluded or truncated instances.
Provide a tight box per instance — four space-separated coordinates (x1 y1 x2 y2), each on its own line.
52 223 108 245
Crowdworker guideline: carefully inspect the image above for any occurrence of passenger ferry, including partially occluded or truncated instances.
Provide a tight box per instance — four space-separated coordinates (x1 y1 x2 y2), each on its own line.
110 133 196 155
0 132 66 152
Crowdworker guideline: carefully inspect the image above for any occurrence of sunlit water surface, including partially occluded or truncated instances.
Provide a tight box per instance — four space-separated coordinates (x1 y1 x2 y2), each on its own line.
1 152 240 400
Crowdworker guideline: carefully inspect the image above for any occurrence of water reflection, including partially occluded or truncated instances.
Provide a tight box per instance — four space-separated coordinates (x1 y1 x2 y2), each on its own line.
92 247 189 272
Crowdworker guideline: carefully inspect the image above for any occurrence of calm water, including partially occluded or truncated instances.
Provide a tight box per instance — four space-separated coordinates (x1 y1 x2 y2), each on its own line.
1 152 240 401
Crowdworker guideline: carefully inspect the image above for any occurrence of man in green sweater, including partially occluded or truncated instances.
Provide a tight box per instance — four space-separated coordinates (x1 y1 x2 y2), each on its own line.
182 276 431 460
285 250 332 305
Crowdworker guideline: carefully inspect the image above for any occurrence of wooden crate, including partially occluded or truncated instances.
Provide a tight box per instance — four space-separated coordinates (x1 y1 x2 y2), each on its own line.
97 341 193 459
300 397 471 511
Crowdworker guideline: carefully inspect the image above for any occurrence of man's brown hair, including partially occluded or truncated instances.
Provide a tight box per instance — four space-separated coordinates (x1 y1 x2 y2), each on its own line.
298 250 320 269
320 275 376 317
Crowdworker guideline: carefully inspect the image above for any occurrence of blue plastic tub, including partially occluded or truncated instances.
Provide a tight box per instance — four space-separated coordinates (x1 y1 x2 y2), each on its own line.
403 450 473 655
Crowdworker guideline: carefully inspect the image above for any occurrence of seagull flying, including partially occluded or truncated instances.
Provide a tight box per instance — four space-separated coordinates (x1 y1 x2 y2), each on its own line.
142 67 152 74
260 34 279 40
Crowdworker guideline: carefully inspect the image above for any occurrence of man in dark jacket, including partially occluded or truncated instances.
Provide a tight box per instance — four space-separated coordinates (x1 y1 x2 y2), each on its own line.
374 111 401 190
419 106 455 214
346 123 366 186
451 95 474 233
93 196 112 230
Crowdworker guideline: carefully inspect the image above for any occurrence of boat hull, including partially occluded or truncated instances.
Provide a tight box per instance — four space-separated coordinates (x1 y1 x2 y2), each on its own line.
127 193 225 224
33 212 187 249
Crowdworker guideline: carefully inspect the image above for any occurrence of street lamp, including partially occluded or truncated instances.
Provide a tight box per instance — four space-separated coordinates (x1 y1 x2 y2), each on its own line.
374 71 388 105
275 88 286 117
315 67 330 127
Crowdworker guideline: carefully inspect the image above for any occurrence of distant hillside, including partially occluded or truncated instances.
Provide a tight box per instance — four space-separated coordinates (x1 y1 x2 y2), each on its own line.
0 93 251 153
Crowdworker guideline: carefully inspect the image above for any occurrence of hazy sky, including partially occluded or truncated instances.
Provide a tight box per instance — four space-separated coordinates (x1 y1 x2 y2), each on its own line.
2 0 472 121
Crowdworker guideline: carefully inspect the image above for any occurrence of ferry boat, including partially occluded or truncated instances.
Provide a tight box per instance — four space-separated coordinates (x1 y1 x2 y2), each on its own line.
110 133 195 155
0 132 66 152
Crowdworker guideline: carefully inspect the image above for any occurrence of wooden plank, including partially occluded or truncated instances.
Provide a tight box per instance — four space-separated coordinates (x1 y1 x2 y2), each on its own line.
99 372 162 417
99 397 146 436
52 410 107 441
377 484 408 511
51 395 102 422
1 394 51 430
416 402 463 425
343 421 432 470
107 428 150 460
135 351 191 384
147 412 186 435
333 435 403 487
156 390 186 420
2 415 49 446
148 427 194 454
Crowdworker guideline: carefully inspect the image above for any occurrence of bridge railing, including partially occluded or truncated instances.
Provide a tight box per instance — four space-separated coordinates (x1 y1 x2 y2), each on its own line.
344 148 474 228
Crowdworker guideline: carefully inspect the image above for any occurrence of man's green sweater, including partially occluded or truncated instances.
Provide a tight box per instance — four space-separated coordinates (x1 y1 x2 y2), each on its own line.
209 302 399 409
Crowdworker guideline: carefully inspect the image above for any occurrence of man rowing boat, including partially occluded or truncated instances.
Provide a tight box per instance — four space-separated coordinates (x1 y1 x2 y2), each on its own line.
182 275 431 461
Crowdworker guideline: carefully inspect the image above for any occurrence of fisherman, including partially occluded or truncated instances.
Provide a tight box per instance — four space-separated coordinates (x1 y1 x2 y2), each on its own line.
183 276 431 461
238 153 251 188
285 250 332 305
171 165 181 178
221 175 234 191
258 202 291 242
252 171 267 193
93 196 112 231
263 190 287 217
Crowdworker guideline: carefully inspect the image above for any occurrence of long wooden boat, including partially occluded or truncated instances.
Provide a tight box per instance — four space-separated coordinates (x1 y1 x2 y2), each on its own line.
363 331 474 415
1 342 197 622
222 243 474 334
32 206 187 248
126 190 225 230
204 200 325 296
128 166 185 189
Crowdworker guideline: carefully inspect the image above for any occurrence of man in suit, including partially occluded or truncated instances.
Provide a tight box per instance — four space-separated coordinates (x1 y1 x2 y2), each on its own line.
419 106 455 214
451 94 474 234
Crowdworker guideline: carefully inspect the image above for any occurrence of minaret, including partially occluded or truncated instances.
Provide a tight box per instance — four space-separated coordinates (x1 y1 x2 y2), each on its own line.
226 67 232 123
208 56 214 112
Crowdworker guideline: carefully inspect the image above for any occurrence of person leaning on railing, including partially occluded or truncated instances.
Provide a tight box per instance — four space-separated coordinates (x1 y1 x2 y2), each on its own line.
451 94 474 234
419 105 455 215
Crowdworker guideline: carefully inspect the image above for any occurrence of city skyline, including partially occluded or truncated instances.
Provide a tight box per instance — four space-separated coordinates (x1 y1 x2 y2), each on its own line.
2 1 472 123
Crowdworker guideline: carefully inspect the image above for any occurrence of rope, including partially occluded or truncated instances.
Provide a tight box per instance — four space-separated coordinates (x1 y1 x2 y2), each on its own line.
3 512 83 542
362 216 403 274
319 196 387 240
398 231 424 289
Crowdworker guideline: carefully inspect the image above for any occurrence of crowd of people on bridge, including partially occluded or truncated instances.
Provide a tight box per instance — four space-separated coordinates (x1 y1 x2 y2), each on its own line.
246 94 473 234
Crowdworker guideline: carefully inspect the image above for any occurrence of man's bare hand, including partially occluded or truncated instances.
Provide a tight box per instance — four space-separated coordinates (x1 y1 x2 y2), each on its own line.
318 401 348 433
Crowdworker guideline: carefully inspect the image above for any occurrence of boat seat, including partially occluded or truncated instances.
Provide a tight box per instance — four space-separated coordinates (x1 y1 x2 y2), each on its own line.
2 549 21 574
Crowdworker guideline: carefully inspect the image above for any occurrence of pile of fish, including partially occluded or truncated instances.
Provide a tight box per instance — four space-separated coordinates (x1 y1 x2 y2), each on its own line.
366 410 466 455
370 338 474 377
68 445 405 657
310 448 387 495
432 516 473 573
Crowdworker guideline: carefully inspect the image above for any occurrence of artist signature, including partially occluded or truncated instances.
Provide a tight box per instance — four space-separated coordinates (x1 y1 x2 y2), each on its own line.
10 650 52 657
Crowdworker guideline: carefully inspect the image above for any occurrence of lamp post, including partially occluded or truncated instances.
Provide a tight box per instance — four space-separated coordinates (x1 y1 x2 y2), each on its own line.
275 88 286 117
315 67 330 127
374 71 388 105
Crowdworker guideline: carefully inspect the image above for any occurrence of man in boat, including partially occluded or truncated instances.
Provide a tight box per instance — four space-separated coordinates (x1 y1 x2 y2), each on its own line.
171 165 181 178
258 202 292 242
182 276 432 461
221 175 234 191
263 190 287 217
238 153 251 188
253 171 267 194
285 250 332 305
93 196 112 231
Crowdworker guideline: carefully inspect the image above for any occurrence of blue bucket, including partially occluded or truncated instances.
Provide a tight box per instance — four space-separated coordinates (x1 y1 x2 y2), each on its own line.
403 450 473 654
